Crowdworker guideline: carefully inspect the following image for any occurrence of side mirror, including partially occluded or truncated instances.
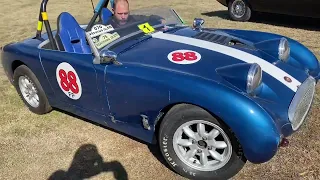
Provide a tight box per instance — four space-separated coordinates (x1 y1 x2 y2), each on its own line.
193 18 205 31
99 50 121 65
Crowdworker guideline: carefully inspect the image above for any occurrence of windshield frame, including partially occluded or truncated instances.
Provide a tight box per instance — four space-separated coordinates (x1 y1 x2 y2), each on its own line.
101 23 167 50
85 6 186 65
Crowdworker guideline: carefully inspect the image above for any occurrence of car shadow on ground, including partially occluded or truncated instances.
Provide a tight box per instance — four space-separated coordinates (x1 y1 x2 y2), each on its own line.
48 143 128 180
201 10 320 31
52 108 176 175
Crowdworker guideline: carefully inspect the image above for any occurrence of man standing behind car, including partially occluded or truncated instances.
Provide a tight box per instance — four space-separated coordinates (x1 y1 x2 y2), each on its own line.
105 0 165 28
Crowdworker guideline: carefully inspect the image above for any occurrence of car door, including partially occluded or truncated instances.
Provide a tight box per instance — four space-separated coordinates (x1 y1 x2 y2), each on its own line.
39 49 107 115
100 54 170 128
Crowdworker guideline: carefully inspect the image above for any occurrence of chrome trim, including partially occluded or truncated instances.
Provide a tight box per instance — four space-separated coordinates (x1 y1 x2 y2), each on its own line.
246 63 262 94
193 18 205 31
80 24 88 29
38 39 50 49
278 37 290 62
288 76 316 131
85 31 101 64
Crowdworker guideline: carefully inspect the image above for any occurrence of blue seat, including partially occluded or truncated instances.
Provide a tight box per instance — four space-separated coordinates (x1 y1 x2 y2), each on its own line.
55 12 91 53
100 8 113 24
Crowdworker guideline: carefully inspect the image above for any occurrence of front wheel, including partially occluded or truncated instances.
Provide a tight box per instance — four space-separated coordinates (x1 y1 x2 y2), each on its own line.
158 104 246 180
228 0 252 21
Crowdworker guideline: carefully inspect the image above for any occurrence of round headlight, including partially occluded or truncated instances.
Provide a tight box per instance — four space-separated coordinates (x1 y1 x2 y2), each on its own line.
247 63 262 94
278 37 290 62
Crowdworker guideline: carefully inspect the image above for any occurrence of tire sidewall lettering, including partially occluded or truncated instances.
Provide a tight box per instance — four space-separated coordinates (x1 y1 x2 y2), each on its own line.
161 134 178 167
183 168 196 177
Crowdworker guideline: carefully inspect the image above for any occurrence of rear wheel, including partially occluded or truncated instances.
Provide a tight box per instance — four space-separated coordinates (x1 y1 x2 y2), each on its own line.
13 65 52 114
228 0 252 21
158 104 246 180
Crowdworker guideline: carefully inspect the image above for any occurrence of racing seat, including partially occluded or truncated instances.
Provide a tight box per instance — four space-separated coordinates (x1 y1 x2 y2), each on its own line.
100 8 113 24
55 12 91 54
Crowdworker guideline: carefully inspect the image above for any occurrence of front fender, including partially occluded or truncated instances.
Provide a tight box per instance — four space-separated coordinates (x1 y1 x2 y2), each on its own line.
287 38 320 79
169 77 281 163
120 62 281 163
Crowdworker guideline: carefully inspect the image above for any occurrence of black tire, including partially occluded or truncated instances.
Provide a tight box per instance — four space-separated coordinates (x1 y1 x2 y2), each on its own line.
158 104 246 180
228 0 252 21
13 65 52 115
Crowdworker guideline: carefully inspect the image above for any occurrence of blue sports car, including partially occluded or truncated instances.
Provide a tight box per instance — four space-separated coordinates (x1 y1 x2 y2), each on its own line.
1 0 319 179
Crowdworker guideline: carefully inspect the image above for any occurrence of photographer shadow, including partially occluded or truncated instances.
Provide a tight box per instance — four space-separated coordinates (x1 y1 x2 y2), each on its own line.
48 144 128 180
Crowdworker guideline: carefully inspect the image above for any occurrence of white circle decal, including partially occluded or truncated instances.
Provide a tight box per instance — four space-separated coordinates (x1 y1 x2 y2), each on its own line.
56 62 82 100
168 50 201 64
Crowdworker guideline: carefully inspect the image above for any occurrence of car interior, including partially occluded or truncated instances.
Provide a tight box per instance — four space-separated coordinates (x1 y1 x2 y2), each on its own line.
39 8 113 53
55 12 92 53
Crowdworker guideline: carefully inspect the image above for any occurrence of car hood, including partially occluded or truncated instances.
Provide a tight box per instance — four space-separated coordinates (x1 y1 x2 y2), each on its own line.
118 27 308 98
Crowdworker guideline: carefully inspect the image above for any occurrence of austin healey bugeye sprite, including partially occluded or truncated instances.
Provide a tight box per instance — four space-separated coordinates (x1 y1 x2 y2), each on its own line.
1 0 319 179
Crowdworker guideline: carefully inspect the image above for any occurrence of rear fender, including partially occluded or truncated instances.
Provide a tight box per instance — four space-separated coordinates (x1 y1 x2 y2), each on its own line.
1 42 55 101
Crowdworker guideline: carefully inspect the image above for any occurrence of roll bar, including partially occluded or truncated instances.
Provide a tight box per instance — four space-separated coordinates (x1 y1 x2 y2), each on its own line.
35 0 110 50
35 0 57 50
86 0 110 31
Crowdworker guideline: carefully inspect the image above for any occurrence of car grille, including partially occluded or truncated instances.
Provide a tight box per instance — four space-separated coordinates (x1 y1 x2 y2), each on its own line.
288 76 316 131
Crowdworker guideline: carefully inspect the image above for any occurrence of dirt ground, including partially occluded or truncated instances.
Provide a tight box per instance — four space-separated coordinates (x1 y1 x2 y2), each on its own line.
0 0 320 179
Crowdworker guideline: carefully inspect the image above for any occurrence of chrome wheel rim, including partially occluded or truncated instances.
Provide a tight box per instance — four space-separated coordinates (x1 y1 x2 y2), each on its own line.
173 120 232 171
18 76 40 108
232 0 246 18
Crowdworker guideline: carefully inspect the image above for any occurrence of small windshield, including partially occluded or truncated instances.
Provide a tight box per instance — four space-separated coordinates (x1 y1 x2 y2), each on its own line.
85 6 184 51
